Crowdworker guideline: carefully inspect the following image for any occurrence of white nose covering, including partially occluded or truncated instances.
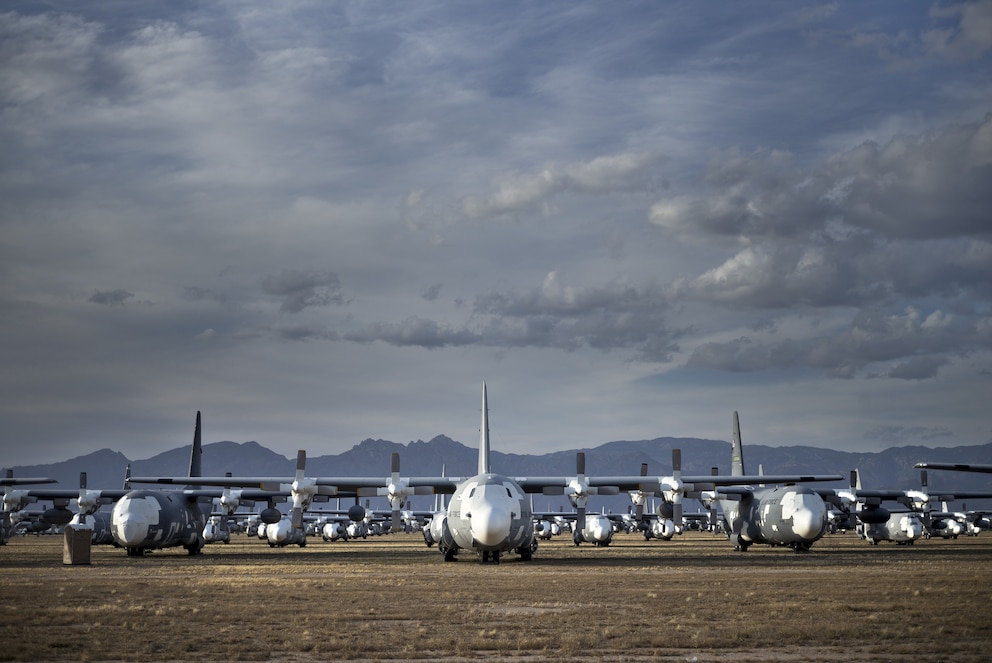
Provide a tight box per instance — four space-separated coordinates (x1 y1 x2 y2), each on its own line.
786 493 825 540
588 516 610 541
268 519 291 543
469 500 511 547
112 495 160 546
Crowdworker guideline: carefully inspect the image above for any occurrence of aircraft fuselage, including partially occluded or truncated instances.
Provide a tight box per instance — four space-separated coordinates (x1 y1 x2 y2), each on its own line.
70 512 116 546
859 513 924 545
442 473 534 562
110 490 206 556
722 485 829 552
573 513 613 546
264 517 307 547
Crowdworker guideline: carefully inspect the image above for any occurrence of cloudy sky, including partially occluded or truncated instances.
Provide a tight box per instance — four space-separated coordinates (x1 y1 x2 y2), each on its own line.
2 1 991 468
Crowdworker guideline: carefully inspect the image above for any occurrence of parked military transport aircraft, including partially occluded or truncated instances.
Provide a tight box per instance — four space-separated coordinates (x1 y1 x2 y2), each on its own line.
1 472 58 544
696 412 844 552
112 412 289 556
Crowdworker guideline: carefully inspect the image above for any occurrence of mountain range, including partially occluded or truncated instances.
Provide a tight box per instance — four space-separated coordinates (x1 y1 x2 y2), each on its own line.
6 434 992 512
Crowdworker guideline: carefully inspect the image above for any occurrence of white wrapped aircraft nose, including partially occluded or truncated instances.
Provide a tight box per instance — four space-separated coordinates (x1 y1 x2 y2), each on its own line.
469 502 511 547
789 494 825 540
268 520 292 543
111 495 160 546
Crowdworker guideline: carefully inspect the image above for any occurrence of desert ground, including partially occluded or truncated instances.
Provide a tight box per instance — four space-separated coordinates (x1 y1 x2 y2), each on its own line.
1 530 990 662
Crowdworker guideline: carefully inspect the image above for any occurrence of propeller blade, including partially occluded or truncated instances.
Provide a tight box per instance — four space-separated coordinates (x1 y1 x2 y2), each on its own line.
635 462 647 522
291 507 303 529
80 471 87 490
391 452 400 475
576 505 585 537
576 452 586 477
391 509 401 533
920 469 928 490
296 450 306 481
672 448 682 475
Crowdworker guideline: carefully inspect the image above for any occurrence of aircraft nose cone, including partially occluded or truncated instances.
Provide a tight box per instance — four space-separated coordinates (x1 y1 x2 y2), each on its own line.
111 495 160 546
906 517 923 537
589 518 609 540
269 520 291 542
470 502 511 547
790 503 825 540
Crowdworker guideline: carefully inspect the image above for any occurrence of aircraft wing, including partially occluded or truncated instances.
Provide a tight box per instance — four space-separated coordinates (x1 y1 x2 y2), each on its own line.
853 489 992 501
926 490 992 501
129 475 461 494
682 474 844 490
516 477 659 493
707 486 755 500
1 477 58 486
516 473 842 495
2 488 84 500
2 487 132 509
914 462 992 474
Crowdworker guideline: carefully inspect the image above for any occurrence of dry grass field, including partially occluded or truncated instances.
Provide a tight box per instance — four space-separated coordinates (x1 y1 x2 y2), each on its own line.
2 530 990 662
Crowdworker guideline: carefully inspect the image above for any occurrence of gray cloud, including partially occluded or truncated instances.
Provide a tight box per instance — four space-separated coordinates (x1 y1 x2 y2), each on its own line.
88 289 134 306
343 317 479 349
463 152 662 218
651 115 992 243
421 283 443 302
865 424 955 444
686 306 990 379
261 269 345 314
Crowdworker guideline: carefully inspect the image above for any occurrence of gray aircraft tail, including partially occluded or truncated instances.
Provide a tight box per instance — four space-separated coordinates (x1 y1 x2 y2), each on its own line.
189 411 203 478
478 383 491 475
731 411 745 477
187 411 203 489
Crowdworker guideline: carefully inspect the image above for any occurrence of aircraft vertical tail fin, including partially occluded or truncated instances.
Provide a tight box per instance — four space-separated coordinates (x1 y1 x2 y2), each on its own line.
731 411 745 477
478 382 491 475
189 411 203 478
187 411 203 490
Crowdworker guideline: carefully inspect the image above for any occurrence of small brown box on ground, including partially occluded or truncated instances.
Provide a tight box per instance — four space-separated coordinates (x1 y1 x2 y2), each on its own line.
63 524 91 565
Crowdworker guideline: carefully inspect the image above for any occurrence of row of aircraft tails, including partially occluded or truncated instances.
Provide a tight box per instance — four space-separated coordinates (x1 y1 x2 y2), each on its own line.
4 384 991 562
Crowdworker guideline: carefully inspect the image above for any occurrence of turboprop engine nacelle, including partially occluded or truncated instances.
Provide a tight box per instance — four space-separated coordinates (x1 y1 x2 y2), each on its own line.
42 507 73 526
260 508 282 525
859 507 890 524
